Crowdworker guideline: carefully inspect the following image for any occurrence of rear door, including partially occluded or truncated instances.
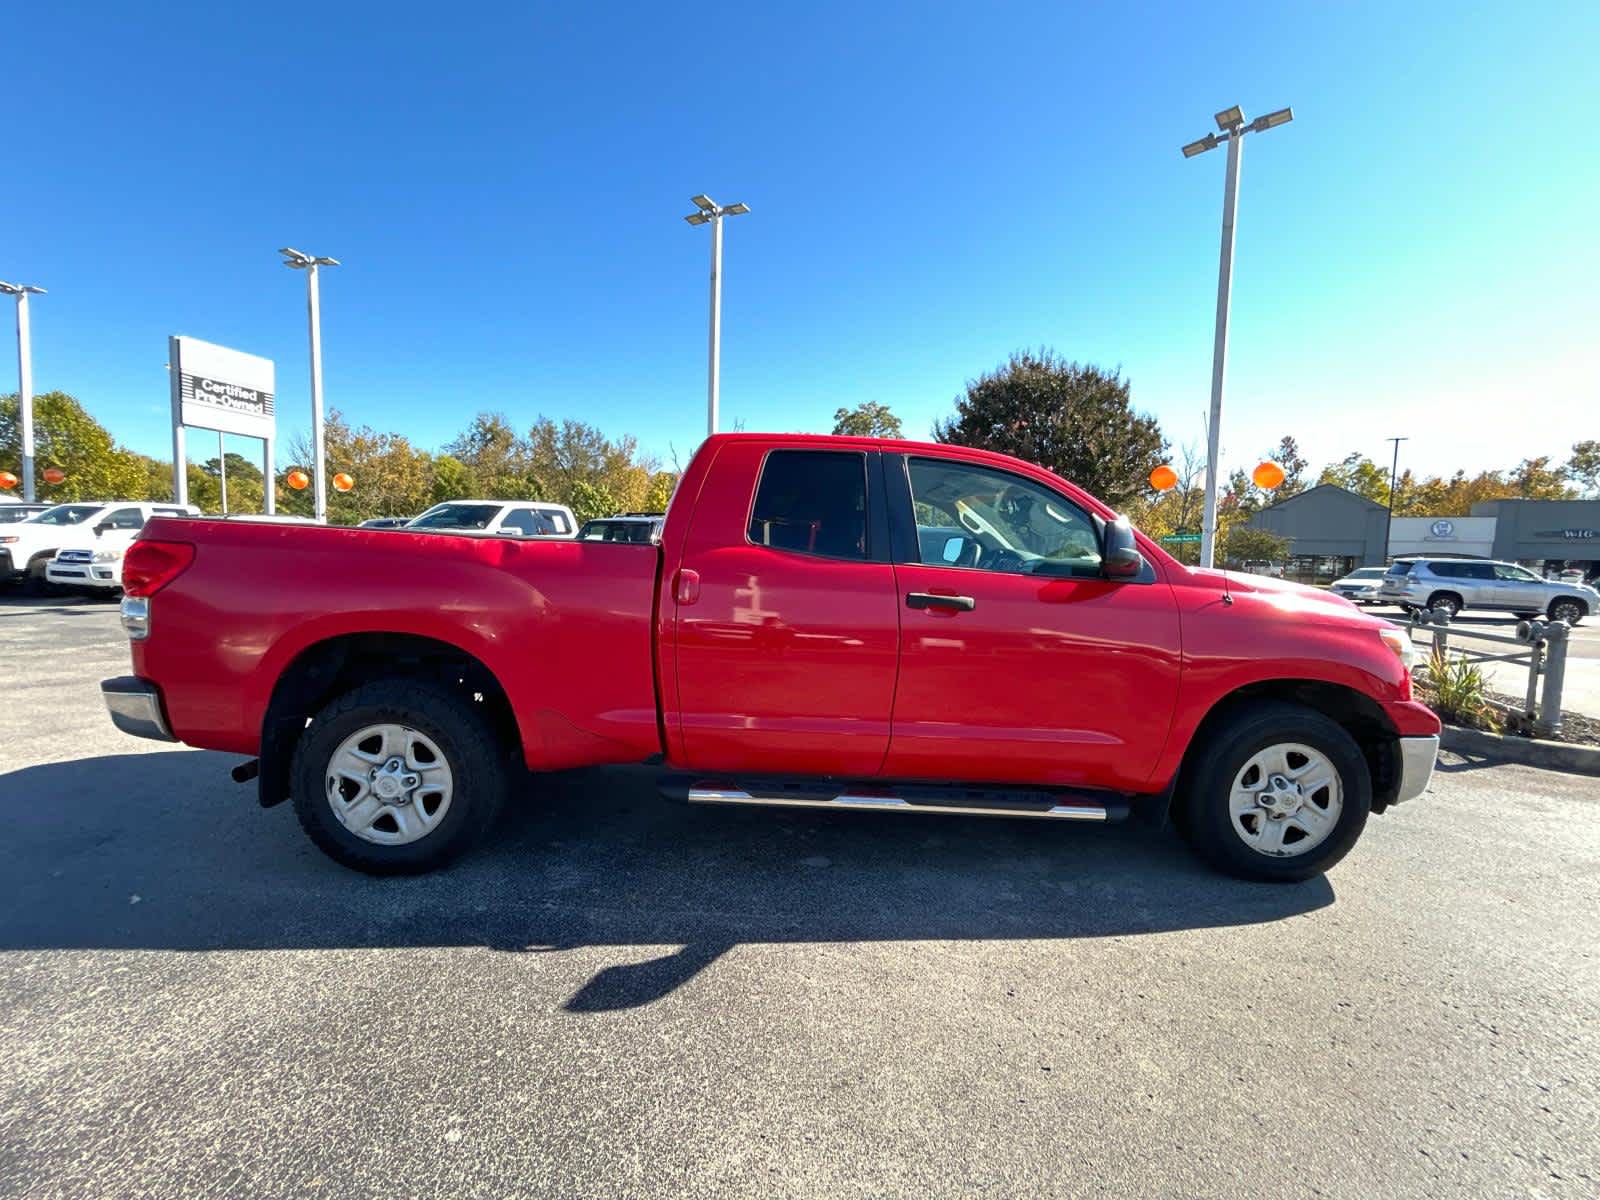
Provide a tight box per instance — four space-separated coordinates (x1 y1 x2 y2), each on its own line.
881 453 1182 791
669 442 900 777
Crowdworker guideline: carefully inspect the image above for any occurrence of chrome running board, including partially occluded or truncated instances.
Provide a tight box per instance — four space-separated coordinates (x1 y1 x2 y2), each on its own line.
682 785 1120 822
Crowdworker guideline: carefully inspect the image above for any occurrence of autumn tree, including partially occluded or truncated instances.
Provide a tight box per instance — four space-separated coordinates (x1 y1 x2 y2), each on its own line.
934 351 1165 509
832 401 903 438
1568 441 1600 498
1317 452 1392 505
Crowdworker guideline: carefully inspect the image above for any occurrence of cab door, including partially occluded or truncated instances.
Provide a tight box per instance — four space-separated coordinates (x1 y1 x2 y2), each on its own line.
880 453 1181 792
668 442 901 777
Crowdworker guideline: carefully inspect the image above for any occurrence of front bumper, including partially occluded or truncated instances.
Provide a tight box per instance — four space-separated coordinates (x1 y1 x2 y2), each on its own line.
102 676 177 742
1393 734 1439 804
47 564 121 588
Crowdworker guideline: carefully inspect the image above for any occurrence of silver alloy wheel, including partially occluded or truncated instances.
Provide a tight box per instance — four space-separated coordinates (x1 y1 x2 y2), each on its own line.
1551 600 1583 625
325 723 454 846
1431 596 1459 617
1228 741 1344 858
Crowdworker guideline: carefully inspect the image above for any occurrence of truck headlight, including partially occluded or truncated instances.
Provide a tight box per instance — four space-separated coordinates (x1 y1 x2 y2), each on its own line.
1379 627 1415 672
93 549 122 562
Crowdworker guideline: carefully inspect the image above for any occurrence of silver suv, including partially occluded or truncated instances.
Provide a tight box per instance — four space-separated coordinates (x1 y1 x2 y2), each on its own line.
1380 557 1597 625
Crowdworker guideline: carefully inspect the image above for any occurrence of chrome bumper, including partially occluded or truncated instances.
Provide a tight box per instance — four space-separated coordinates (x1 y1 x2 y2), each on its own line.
102 676 177 742
1393 734 1439 804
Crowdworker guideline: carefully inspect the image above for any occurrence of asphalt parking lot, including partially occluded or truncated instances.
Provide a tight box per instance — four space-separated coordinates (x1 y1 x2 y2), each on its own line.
1 593 1597 1199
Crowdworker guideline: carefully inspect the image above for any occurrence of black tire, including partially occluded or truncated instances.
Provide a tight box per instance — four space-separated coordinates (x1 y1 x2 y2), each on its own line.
290 678 508 875
1182 701 1372 883
1548 598 1587 626
1427 592 1462 619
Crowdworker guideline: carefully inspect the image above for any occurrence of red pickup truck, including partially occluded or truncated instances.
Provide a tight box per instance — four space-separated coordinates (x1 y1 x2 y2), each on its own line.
102 433 1439 882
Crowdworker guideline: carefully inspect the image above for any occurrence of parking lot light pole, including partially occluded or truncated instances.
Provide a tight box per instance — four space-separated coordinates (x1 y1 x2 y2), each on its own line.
684 196 750 438
1 281 46 501
1182 105 1294 568
1385 436 1408 560
279 248 340 522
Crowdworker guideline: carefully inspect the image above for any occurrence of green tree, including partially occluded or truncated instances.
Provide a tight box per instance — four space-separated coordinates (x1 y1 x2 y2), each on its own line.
832 401 903 438
429 454 476 504
567 479 619 524
1223 526 1290 566
1317 452 1391 505
641 471 677 513
0 391 152 501
934 351 1166 509
284 410 437 523
1568 440 1600 498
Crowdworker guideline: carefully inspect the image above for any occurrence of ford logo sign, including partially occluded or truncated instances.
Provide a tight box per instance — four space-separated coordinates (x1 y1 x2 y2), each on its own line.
1430 519 1455 537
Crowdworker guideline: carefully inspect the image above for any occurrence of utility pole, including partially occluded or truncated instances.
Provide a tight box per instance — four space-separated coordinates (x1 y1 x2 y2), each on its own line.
684 195 750 437
1385 436 1408 561
1 282 46 501
1181 104 1294 568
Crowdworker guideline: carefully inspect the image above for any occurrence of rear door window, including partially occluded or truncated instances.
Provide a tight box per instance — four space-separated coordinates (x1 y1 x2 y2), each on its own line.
748 450 868 560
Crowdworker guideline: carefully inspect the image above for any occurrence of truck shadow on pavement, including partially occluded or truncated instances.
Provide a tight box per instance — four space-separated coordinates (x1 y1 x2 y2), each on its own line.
0 751 1334 1011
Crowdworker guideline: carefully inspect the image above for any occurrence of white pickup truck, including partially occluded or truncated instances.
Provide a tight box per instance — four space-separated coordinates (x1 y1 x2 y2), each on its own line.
404 500 579 538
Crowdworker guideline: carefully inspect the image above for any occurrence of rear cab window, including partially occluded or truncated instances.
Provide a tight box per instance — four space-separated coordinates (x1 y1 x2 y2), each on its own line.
747 450 868 560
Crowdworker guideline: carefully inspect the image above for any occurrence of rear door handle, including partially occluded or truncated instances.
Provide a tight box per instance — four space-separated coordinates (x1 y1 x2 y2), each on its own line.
905 591 975 612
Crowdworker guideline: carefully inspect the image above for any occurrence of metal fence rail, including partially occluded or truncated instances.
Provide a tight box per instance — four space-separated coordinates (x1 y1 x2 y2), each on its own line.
1408 610 1571 736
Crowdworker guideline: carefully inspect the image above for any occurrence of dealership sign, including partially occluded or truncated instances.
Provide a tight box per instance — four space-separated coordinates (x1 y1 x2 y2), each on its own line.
1534 528 1597 541
1428 519 1455 538
169 336 275 441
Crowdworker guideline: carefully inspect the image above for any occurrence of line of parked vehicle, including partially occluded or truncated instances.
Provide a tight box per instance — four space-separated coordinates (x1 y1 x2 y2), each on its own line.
1 495 667 598
1331 559 1595 625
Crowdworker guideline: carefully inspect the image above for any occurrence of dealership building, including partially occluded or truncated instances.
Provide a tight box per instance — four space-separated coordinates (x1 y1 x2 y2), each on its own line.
1244 487 1600 582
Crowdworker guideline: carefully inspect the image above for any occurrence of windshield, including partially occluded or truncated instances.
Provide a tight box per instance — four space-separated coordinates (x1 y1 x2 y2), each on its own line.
407 503 499 531
1385 561 1415 575
1346 568 1386 580
27 505 105 526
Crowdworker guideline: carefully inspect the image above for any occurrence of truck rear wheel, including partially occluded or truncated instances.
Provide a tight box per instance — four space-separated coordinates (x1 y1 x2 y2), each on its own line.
1183 702 1371 883
290 678 507 874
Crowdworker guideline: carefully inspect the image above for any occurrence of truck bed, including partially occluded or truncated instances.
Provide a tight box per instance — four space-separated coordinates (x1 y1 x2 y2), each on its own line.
132 517 665 769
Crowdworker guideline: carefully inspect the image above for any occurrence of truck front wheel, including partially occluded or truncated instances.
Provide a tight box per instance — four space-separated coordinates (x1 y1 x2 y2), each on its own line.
1183 702 1371 882
290 678 508 874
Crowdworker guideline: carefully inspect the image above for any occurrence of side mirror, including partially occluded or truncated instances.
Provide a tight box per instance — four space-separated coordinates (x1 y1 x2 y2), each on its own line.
94 521 112 536
1103 516 1144 580
941 536 965 564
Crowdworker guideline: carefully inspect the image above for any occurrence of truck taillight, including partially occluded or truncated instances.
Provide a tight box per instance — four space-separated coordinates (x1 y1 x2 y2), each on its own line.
122 540 195 598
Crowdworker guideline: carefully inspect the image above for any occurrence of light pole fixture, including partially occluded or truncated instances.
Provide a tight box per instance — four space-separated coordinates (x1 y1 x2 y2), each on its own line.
1385 435 1409 560
1182 104 1294 569
0 281 46 502
279 247 340 522
684 195 750 437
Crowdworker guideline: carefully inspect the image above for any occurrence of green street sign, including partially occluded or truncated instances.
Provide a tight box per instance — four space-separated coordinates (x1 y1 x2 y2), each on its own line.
1160 534 1202 544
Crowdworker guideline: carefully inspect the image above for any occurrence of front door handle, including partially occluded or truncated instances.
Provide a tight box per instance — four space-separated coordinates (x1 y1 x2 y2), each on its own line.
906 591 975 612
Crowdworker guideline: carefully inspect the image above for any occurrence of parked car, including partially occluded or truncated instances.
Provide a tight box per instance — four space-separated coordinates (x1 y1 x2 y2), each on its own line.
1380 556 1597 624
578 514 663 543
1330 566 1389 605
404 500 578 539
1240 559 1284 578
2 501 198 589
359 516 414 529
102 433 1438 884
0 501 53 524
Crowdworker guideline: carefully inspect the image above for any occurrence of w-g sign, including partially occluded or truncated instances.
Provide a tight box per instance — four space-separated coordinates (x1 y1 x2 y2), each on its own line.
169 336 276 441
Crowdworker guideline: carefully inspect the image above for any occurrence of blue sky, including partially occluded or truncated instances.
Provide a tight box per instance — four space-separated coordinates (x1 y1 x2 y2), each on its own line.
8 2 1598 483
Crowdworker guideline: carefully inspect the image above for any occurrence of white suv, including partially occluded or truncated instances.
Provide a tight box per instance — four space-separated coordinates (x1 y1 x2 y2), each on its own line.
404 500 578 539
0 502 197 591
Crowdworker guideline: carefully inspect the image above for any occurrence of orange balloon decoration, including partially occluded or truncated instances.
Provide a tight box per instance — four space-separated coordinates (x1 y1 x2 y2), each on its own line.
286 469 311 491
0 470 17 490
42 467 67 485
1149 464 1178 492
1252 461 1286 490
332 473 354 493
